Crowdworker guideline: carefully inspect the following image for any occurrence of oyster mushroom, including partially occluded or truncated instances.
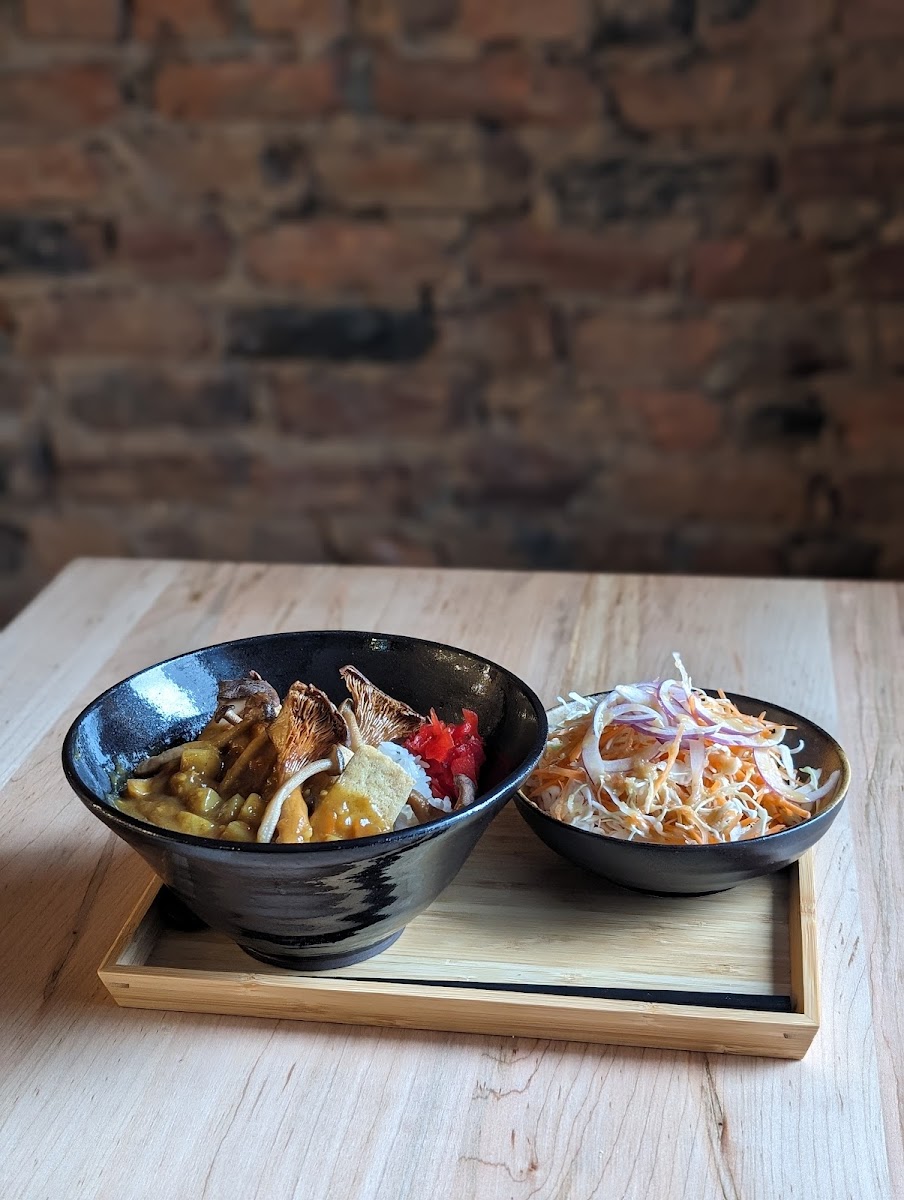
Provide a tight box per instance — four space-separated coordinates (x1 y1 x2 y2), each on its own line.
407 790 438 824
217 727 275 799
339 699 364 752
214 670 281 725
453 774 476 812
256 683 347 844
339 666 424 747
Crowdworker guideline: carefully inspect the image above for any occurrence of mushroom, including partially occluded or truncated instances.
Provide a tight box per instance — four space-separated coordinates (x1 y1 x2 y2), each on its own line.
339 666 424 747
214 670 281 725
339 699 364 752
132 673 281 777
407 790 437 824
217 728 275 799
453 774 476 812
256 683 347 844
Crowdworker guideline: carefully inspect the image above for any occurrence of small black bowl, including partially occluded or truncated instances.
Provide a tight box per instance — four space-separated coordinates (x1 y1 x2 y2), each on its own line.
62 630 547 969
515 691 850 895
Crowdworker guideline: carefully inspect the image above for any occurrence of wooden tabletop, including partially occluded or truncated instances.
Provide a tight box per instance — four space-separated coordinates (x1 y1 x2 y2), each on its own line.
1 559 900 1200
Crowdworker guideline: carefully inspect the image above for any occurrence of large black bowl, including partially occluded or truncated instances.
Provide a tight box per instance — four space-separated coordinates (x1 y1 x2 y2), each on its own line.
516 691 849 895
62 630 547 969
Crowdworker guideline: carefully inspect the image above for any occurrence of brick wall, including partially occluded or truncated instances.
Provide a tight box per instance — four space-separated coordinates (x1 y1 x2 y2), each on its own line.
1 0 903 620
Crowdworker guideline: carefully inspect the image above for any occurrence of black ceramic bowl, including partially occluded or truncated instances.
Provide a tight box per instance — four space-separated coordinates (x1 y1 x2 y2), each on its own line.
515 691 850 895
62 630 547 969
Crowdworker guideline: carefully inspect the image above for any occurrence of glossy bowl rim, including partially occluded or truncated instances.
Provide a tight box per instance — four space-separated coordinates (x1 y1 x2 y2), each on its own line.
516 689 850 854
62 628 549 856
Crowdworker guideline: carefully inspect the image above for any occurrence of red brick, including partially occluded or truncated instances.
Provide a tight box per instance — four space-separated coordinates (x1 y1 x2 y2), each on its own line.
841 0 904 38
572 313 723 385
250 0 347 36
356 0 455 37
617 389 722 451
372 50 598 126
453 435 594 506
595 0 689 40
819 380 904 452
719 308 848 381
877 306 904 368
457 0 590 41
691 239 831 300
782 532 879 578
836 46 904 123
121 127 305 206
228 513 324 563
133 507 325 564
16 290 212 358
440 296 555 368
699 0 833 45
0 300 14 342
155 59 338 120
27 511 128 575
246 444 435 512
850 245 904 300
0 66 120 128
671 526 784 576
480 374 594 431
0 144 102 209
0 421 52 501
0 216 106 274
324 516 441 567
567 520 673 576
782 141 904 198
0 365 30 416
245 220 449 296
838 472 904 522
431 508 579 571
613 459 808 523
0 522 28 575
472 224 671 294
315 134 529 214
117 218 233 282
53 433 250 503
611 55 804 134
62 366 253 427
267 365 462 437
794 198 881 245
134 0 232 38
23 0 119 38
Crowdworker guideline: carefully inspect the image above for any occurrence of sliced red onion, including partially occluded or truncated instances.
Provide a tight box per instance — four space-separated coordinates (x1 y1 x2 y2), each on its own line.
703 728 786 749
609 701 670 727
607 713 780 748
658 679 693 720
753 747 809 803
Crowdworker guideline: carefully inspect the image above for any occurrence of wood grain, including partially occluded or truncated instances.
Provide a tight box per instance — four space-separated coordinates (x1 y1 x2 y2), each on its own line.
97 817 814 1058
135 806 794 996
0 559 898 1200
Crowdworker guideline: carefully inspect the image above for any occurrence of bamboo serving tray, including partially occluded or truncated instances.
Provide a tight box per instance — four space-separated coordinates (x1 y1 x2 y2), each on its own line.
99 806 820 1059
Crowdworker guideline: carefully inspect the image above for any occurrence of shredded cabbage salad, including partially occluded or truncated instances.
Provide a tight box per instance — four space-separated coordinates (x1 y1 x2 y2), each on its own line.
523 655 840 845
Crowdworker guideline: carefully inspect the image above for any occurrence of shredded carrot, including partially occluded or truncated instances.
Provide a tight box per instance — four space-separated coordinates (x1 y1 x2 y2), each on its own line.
522 654 840 847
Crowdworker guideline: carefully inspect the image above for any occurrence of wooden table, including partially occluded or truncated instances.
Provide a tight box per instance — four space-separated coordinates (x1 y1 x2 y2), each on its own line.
1 559 900 1199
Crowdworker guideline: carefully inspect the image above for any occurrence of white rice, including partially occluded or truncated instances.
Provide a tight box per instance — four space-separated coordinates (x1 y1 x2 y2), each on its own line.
379 741 452 830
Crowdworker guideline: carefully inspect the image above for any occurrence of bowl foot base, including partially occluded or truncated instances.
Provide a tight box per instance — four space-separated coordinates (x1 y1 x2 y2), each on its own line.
622 886 735 897
238 929 404 972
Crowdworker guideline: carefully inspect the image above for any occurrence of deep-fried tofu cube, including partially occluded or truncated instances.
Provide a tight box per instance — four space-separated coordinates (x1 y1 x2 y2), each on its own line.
314 745 412 837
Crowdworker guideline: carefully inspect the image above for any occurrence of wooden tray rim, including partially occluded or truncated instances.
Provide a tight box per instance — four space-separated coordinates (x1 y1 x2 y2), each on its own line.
98 851 820 1060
